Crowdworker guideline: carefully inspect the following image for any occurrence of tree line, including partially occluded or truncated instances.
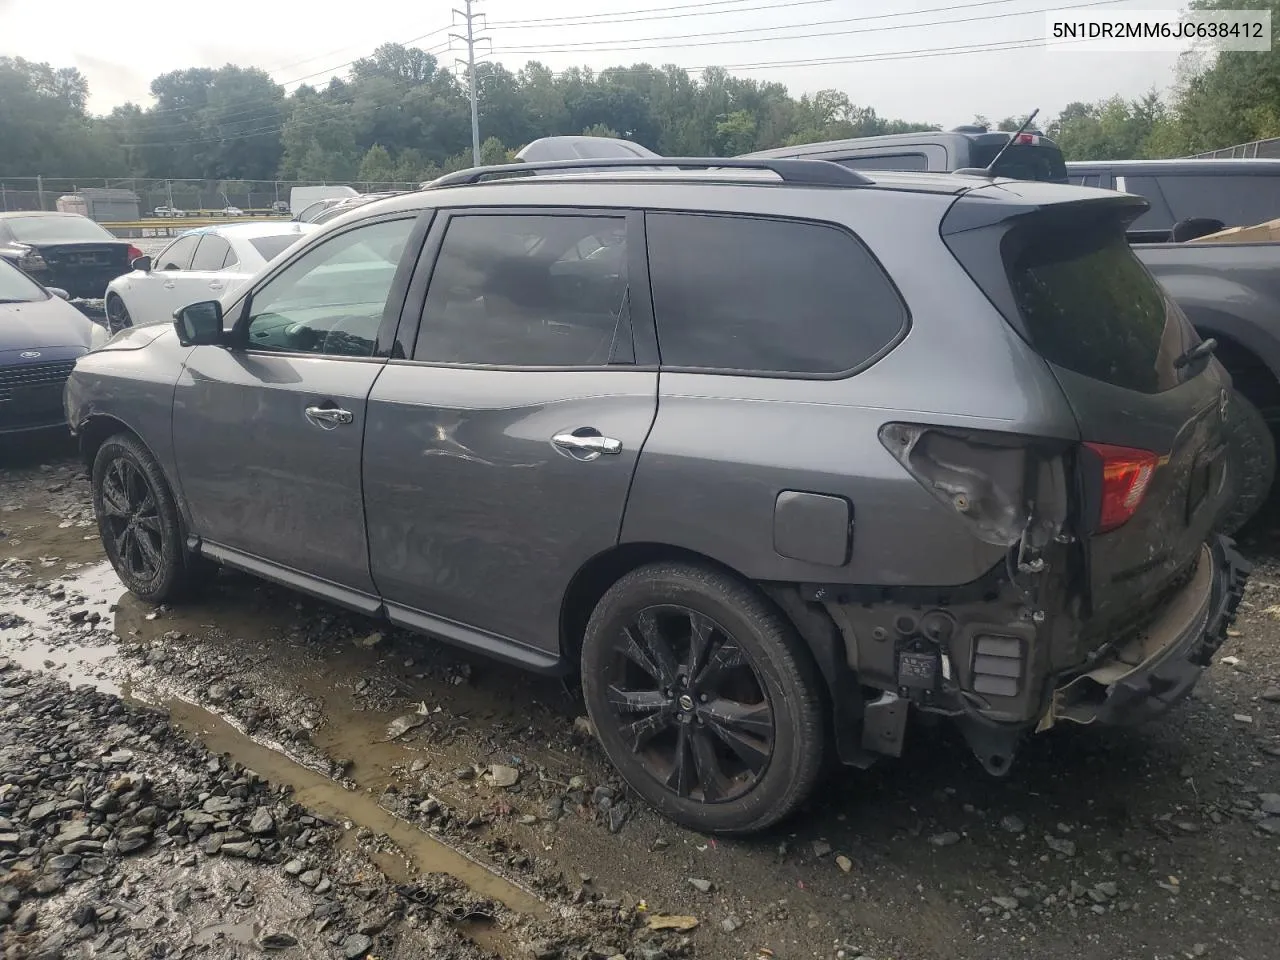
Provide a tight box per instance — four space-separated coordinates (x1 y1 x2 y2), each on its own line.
1 0 1275 183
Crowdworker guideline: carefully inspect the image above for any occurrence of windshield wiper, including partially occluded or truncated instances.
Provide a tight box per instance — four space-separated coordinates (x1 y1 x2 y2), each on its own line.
1174 337 1217 369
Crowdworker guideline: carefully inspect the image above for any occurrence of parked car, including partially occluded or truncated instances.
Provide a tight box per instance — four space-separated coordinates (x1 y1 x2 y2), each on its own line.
153 206 187 219
294 198 347 223
1 257 108 436
308 192 404 225
271 201 291 215
220 206 246 218
103 221 319 332
743 124 1070 182
1066 158 1280 241
66 156 1249 835
0 212 141 301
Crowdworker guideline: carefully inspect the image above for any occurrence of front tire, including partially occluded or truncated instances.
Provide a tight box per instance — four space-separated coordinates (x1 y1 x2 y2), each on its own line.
1218 390 1276 536
105 294 133 334
92 433 193 603
581 562 826 835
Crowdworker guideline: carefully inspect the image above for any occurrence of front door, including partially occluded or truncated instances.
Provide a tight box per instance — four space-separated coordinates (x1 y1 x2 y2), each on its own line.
172 214 420 600
363 209 658 658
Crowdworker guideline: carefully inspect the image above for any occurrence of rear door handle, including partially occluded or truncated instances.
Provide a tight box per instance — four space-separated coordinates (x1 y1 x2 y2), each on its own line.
305 405 353 428
552 432 622 460
208 280 223 291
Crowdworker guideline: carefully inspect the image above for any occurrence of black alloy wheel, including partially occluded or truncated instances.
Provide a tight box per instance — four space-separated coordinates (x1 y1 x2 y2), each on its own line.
582 562 825 834
604 604 774 803
92 433 195 603
105 294 132 334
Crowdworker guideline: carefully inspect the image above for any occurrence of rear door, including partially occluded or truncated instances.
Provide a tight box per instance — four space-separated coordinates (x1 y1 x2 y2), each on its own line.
945 196 1229 636
363 207 657 662
154 233 236 314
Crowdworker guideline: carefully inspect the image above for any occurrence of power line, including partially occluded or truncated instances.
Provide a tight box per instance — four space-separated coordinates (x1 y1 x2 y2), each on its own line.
489 0 834 29
490 0 1134 53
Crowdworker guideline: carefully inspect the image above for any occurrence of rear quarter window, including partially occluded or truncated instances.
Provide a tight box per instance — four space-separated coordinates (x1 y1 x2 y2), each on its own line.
1007 227 1193 394
645 212 907 375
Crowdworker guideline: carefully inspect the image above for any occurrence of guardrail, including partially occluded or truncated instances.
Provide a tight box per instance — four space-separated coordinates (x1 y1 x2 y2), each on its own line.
105 215 292 238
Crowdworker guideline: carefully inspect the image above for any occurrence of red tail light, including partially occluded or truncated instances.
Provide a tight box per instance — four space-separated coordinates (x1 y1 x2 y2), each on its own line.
1015 133 1039 144
127 244 143 262
1084 442 1160 533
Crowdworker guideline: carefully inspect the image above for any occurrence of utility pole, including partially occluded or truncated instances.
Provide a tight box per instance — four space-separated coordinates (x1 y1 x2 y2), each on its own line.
451 0 489 167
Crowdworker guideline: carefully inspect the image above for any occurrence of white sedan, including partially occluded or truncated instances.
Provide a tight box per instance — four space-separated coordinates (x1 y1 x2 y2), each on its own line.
104 221 319 331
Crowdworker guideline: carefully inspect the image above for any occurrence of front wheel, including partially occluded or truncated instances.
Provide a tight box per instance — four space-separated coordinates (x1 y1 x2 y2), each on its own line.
92 433 194 603
1218 390 1276 536
105 294 133 334
581 562 826 835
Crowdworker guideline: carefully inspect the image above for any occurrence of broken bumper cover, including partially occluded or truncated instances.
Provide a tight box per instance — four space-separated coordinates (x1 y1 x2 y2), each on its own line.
1048 535 1250 728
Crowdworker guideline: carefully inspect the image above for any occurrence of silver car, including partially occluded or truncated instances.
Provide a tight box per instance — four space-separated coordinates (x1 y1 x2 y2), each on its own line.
65 156 1249 835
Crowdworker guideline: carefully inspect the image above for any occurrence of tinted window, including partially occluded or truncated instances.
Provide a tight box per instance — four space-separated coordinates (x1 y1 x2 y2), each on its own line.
837 153 929 171
248 234 305 263
646 213 906 374
222 245 239 269
1008 226 1193 393
1153 174 1280 228
1113 175 1173 230
414 214 630 366
972 142 1068 182
156 235 200 271
245 217 413 357
5 215 115 243
190 235 231 271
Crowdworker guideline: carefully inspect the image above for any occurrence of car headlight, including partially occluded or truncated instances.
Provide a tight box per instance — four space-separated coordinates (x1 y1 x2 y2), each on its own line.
89 320 109 350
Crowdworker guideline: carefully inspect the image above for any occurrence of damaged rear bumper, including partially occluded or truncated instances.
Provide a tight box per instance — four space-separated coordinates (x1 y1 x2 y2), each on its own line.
1045 534 1251 729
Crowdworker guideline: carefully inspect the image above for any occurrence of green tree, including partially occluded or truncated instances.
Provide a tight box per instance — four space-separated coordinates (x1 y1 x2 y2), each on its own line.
358 144 396 181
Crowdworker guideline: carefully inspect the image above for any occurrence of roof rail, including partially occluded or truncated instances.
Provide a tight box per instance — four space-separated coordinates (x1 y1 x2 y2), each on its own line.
422 156 874 189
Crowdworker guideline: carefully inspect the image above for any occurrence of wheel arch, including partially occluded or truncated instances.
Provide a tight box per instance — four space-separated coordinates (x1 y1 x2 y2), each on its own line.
77 413 195 537
1202 328 1280 423
559 541 862 759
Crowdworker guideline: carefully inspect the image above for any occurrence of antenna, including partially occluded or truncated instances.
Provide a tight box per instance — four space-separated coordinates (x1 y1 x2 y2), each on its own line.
953 108 1040 181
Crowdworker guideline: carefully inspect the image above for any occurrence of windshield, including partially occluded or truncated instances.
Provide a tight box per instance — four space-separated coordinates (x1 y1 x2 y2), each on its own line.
0 257 47 302
6 215 116 244
249 234 308 262
973 142 1068 183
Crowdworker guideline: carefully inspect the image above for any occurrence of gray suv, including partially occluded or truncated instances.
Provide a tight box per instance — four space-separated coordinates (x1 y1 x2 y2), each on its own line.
65 156 1250 835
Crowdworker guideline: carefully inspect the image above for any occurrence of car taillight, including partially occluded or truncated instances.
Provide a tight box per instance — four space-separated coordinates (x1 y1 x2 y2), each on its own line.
127 245 143 262
1015 133 1039 144
1084 442 1160 533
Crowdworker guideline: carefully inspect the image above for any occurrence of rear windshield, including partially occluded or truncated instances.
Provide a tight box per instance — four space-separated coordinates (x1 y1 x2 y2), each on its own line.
249 234 306 262
5 215 115 243
1007 226 1193 393
973 142 1068 183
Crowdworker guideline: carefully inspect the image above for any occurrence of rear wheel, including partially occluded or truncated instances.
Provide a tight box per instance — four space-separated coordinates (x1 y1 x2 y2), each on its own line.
1218 390 1276 536
581 562 826 834
92 434 194 603
105 294 132 334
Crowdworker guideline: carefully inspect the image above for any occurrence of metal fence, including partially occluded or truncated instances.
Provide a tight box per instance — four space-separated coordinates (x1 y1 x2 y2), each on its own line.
1189 137 1280 159
0 178 421 215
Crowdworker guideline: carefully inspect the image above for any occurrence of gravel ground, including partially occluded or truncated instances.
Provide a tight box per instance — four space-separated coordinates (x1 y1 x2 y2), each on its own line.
3 435 1280 960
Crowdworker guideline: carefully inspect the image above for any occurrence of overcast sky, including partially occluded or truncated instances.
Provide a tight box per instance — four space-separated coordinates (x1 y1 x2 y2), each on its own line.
0 0 1190 127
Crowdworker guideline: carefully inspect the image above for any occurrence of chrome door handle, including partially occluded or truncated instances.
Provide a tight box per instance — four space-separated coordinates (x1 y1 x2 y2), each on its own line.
305 405 353 427
552 433 622 460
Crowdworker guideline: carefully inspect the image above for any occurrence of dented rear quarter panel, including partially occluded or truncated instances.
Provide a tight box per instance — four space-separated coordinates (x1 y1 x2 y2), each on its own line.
621 192 1082 587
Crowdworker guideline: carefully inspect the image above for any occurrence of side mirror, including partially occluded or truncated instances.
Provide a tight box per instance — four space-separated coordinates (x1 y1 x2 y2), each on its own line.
174 300 225 347
47 287 70 300
132 255 152 272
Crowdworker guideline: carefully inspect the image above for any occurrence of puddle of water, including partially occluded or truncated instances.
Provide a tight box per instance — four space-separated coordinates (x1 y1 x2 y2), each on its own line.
193 919 261 946
162 694 547 919
0 560 131 693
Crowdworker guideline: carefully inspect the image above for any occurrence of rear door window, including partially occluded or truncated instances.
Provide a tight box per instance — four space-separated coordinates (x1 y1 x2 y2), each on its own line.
645 213 906 375
414 213 631 367
1008 226 1190 393
190 235 232 271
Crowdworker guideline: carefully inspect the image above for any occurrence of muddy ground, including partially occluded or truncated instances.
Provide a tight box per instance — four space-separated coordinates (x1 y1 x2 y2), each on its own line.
3 435 1280 960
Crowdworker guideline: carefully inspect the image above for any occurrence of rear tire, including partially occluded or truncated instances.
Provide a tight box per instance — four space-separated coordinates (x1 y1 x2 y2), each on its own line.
581 562 826 835
1218 390 1276 536
92 433 194 604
